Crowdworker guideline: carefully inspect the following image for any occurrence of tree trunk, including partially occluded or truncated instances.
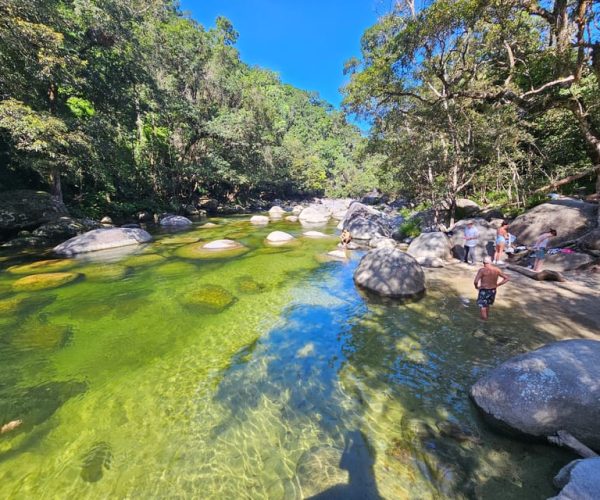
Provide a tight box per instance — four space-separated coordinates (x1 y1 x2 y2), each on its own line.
50 168 63 203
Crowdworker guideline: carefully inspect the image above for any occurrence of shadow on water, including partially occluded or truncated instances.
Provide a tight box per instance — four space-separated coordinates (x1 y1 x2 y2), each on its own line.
308 430 381 500
205 252 581 498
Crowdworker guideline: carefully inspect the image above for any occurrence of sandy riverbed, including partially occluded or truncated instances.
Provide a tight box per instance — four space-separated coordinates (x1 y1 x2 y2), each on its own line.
425 262 600 341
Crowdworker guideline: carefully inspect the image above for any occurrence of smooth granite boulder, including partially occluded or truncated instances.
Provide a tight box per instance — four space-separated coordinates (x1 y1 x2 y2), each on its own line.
550 457 600 500
54 228 152 256
159 215 192 226
354 248 425 298
250 215 269 225
299 205 331 224
470 339 600 450
407 232 452 266
510 199 597 246
266 231 295 243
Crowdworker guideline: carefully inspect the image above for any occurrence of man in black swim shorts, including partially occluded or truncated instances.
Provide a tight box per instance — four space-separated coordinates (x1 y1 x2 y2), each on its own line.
474 256 510 320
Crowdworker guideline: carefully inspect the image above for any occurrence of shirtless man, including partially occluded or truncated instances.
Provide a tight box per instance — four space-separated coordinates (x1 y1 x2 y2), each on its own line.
474 256 510 320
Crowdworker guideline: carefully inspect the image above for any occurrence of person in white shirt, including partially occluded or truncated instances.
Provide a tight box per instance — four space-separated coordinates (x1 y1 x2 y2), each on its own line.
463 221 479 265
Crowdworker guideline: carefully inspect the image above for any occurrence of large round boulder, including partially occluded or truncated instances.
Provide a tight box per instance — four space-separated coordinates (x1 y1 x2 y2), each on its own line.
510 199 597 246
250 215 269 225
354 248 425 298
54 228 153 256
0 190 67 235
407 232 452 266
341 202 392 241
299 205 331 225
268 206 286 218
470 339 600 450
449 219 496 261
551 457 600 500
159 215 192 227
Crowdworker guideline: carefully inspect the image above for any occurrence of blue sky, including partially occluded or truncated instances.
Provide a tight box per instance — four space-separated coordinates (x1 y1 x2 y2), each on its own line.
179 0 384 111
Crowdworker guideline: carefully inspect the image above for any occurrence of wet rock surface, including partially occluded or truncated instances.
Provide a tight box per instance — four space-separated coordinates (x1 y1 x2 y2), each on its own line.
470 339 600 450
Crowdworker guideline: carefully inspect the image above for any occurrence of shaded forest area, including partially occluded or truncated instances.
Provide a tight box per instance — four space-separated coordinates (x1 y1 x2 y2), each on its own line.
0 0 378 218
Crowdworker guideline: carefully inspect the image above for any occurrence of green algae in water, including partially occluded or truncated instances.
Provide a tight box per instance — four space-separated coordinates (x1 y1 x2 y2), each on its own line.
83 264 129 282
0 219 578 499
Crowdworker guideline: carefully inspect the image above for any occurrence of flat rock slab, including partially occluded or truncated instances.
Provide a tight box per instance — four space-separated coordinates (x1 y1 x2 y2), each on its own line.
12 272 80 292
550 457 600 500
470 339 600 450
543 252 595 272
354 248 425 298
54 228 152 256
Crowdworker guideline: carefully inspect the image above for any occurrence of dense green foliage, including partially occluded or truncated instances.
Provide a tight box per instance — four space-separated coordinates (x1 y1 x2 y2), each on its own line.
0 0 370 215
344 0 600 222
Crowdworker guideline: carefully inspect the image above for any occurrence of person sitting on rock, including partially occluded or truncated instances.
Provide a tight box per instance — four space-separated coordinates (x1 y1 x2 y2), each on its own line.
340 229 352 248
532 229 557 272
474 256 510 320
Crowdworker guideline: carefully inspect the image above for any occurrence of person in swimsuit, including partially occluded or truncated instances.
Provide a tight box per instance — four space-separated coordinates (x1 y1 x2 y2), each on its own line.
340 229 352 248
532 229 557 272
494 220 510 264
474 256 510 320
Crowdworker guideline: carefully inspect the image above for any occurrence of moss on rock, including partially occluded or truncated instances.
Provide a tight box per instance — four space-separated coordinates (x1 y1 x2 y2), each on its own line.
12 272 80 292
7 259 74 275
180 285 236 313
175 242 248 260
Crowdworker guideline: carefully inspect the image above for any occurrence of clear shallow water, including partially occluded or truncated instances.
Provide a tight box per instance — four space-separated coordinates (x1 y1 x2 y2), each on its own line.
0 218 574 499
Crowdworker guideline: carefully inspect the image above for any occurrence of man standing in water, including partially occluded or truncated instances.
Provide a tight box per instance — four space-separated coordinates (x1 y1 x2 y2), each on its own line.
474 256 510 320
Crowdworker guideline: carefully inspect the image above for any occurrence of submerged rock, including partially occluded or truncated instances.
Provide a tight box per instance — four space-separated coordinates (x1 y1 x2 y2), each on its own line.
327 250 349 261
12 322 71 350
54 228 152 256
80 441 113 483
234 275 267 294
82 264 129 282
470 339 600 450
7 258 74 275
12 272 80 292
354 248 425 298
175 241 248 259
551 457 600 500
180 285 236 313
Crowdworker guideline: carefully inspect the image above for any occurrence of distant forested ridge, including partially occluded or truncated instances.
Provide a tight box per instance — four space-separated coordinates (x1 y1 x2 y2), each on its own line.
344 0 600 222
0 0 377 217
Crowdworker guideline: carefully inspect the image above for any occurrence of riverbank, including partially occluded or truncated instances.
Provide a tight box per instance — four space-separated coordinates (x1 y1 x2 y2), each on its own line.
425 262 600 341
